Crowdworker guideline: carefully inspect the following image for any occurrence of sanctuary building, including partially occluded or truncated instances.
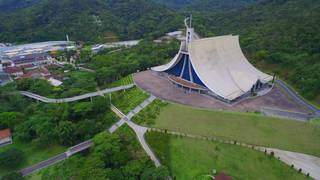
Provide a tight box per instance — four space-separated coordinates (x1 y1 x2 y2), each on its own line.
152 17 274 103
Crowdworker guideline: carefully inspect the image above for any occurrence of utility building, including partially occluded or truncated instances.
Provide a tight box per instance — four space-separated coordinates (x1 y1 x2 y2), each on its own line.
152 17 273 103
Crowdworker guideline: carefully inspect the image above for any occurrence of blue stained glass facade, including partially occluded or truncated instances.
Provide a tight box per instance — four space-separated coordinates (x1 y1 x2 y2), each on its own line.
165 54 207 88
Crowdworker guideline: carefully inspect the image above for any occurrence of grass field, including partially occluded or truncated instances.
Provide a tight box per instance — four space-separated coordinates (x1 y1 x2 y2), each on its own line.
111 87 149 114
107 74 134 88
0 140 65 177
150 103 320 157
146 131 309 180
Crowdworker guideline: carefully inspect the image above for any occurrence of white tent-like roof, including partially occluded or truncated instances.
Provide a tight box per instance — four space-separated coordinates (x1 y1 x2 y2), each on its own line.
152 35 272 101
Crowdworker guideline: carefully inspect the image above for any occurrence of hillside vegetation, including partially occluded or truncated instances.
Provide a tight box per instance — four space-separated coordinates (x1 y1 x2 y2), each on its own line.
0 0 319 102
191 0 320 103
0 0 183 43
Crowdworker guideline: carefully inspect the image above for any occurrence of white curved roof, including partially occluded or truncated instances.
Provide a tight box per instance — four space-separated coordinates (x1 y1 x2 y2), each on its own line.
152 35 273 101
152 41 185 72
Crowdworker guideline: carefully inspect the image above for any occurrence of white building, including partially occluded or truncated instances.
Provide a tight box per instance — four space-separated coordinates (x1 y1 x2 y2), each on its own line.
152 17 273 103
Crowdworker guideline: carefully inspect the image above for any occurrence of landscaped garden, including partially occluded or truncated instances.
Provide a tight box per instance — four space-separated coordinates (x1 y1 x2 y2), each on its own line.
111 87 150 114
146 131 310 180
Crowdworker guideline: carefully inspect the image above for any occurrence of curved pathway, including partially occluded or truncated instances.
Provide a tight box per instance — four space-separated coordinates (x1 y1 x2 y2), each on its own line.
150 128 320 179
276 79 320 116
20 84 134 103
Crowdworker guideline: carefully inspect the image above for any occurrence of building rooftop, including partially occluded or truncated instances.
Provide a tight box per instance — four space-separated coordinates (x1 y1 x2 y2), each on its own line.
0 129 11 139
215 172 233 180
0 41 72 53
4 66 23 74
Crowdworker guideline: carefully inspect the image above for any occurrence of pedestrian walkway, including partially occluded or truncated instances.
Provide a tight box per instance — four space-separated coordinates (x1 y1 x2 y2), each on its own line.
20 84 135 103
276 79 320 117
149 128 320 179
110 95 161 167
18 95 159 176
261 107 313 121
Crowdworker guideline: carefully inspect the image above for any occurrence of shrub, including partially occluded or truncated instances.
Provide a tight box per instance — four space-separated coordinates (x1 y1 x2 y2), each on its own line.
0 148 25 168
0 172 24 180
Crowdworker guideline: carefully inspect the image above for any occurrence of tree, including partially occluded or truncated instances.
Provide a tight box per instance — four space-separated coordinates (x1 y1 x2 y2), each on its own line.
71 102 93 119
79 47 93 63
1 172 24 180
96 67 117 86
0 112 23 129
92 97 110 115
56 121 76 146
141 166 170 180
35 120 57 146
0 148 25 168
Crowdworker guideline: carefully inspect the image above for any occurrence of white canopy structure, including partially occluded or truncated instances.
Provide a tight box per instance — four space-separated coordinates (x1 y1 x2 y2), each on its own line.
152 17 273 102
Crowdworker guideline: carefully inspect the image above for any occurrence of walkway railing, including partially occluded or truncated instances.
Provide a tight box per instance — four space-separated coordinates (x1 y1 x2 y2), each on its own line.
20 84 135 103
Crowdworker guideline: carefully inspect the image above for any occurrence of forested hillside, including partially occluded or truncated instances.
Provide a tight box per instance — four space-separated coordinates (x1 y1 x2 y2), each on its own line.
154 0 260 11
0 0 40 12
0 0 319 102
0 0 183 43
190 0 320 103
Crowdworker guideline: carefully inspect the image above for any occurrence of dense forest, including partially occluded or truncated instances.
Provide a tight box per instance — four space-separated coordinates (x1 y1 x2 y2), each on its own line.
0 0 319 102
0 40 177 179
0 0 40 12
190 0 320 103
0 0 183 43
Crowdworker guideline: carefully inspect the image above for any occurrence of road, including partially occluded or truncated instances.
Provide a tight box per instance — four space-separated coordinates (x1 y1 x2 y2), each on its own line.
19 153 67 176
261 107 312 121
20 84 134 103
276 79 320 116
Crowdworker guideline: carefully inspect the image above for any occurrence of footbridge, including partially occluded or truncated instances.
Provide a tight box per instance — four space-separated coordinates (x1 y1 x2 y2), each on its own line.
20 84 135 103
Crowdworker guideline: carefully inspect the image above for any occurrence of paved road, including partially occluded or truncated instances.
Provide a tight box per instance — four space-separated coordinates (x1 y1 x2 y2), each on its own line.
276 79 320 117
20 84 134 103
19 153 67 176
261 107 313 121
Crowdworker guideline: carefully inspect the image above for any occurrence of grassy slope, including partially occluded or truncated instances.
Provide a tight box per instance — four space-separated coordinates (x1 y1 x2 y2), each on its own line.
111 87 149 114
146 131 307 180
0 140 65 177
152 104 320 157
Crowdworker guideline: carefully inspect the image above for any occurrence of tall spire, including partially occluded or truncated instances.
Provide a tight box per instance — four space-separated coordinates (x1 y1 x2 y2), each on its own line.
185 15 194 45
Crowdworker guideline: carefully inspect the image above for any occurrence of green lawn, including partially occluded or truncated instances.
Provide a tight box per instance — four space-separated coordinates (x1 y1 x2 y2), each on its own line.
146 131 309 180
107 74 134 88
111 87 149 114
150 103 320 157
0 140 65 177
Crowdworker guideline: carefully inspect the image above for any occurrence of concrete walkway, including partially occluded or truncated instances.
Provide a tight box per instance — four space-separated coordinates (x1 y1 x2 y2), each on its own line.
110 95 161 167
264 148 320 179
20 84 134 103
276 79 320 117
19 95 159 176
150 128 320 179
19 140 93 177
